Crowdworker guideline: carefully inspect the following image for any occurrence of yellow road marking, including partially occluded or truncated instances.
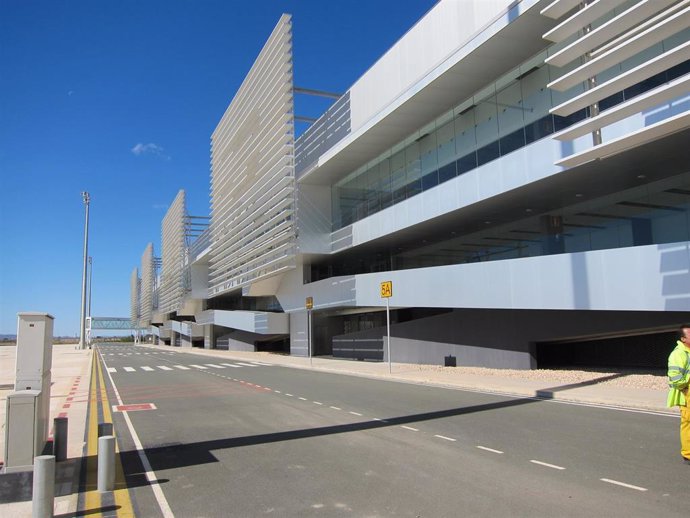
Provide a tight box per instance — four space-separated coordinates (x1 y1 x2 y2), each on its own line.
95 350 135 517
84 353 101 513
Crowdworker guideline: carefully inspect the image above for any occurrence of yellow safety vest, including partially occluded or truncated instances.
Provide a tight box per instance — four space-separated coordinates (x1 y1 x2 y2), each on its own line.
667 341 690 407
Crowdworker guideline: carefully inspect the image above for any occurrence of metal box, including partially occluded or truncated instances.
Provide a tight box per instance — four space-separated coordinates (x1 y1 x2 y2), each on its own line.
3 390 43 472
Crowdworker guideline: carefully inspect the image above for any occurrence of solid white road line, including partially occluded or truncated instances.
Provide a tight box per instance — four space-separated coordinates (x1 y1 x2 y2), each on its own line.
220 363 242 368
477 446 504 454
107 367 117 373
123 367 135 372
600 478 647 491
190 364 208 370
434 435 457 442
157 366 173 371
530 460 565 470
141 366 154 372
100 351 174 518
401 426 419 432
173 365 190 370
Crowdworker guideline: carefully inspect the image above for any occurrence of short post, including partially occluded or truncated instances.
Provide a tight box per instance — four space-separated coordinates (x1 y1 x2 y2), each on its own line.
32 455 55 518
98 422 113 437
97 435 115 492
53 417 68 462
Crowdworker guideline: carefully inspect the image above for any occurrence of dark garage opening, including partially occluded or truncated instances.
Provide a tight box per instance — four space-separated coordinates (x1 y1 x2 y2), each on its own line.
536 330 676 371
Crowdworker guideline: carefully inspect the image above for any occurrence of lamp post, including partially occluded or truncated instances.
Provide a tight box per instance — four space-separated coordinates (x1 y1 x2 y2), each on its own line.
88 256 93 317
78 192 90 350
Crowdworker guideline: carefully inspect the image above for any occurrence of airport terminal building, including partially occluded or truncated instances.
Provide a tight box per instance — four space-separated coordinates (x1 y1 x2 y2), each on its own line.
130 0 690 370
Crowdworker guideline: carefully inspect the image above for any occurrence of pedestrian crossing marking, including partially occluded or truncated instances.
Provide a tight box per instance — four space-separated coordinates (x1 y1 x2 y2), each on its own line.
104 363 272 373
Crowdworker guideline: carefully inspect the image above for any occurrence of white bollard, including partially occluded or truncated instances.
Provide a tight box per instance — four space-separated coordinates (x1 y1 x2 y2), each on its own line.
32 455 55 518
97 435 116 492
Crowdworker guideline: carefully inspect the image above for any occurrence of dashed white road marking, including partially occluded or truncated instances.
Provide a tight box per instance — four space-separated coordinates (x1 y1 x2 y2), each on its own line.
274 390 282 394
220 363 241 368
173 365 190 370
285 393 294 397
190 365 208 370
141 366 154 372
298 397 307 401
157 366 173 371
401 426 419 432
205 364 225 369
600 478 647 491
313 401 323 405
123 367 135 372
107 367 117 373
349 411 363 416
530 460 565 470
434 435 456 442
249 361 272 366
477 446 503 454
330 406 341 410
235 362 258 367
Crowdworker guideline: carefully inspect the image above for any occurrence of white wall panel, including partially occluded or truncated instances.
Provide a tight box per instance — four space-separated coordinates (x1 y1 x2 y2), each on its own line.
349 0 516 132
209 15 295 297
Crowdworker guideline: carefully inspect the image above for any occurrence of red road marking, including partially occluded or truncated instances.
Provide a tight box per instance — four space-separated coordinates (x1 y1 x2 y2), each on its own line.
112 403 157 412
62 403 71 409
58 412 68 418
66 397 74 402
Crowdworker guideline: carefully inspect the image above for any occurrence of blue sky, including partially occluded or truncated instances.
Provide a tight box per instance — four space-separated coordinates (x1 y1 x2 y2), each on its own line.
0 0 437 336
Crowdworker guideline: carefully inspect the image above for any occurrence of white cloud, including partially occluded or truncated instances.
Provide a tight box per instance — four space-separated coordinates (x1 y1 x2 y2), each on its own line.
131 142 170 160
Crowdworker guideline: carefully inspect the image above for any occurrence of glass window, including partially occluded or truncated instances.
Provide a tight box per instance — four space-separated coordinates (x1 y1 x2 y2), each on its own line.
438 161 457 184
497 82 524 137
474 95 499 148
454 108 476 157
437 120 455 167
419 131 438 177
477 141 499 166
456 152 477 175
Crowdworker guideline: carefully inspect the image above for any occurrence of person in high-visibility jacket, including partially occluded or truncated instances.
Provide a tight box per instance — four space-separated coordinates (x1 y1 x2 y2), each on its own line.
667 324 690 465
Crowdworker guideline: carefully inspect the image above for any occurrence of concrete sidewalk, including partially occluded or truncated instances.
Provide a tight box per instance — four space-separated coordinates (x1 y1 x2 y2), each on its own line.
0 343 92 517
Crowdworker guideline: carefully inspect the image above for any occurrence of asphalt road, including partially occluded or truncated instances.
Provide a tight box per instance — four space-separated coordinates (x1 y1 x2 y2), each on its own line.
96 343 687 517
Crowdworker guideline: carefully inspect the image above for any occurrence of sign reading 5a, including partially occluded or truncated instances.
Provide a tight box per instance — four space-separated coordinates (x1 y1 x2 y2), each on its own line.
380 281 393 298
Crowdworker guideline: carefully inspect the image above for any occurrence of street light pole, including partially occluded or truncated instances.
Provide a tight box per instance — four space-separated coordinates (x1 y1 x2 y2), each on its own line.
88 256 93 318
78 192 90 350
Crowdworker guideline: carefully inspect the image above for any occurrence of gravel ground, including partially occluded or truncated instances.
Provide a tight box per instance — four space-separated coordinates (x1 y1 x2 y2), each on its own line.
408 364 668 390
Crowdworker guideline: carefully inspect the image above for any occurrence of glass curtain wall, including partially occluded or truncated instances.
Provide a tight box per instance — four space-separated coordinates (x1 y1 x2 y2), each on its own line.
332 29 690 230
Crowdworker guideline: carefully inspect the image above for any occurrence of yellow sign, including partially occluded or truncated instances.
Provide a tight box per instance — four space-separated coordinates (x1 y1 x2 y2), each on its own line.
305 296 313 310
380 281 393 298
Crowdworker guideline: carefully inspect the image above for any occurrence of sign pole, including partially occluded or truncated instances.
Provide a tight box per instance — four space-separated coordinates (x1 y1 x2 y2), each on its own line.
386 297 391 373
308 309 312 367
380 281 392 374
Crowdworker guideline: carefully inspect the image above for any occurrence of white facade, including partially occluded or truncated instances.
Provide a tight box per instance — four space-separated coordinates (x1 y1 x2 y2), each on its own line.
132 0 690 368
